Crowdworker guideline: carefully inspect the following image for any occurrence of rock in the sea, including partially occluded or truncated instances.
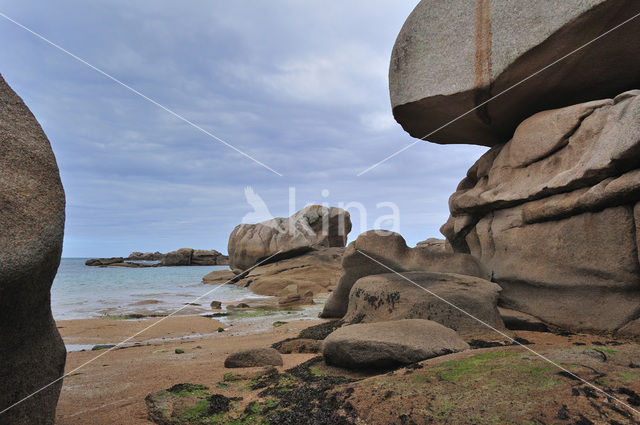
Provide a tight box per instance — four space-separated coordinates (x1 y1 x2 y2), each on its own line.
224 348 283 368
228 205 351 271
202 269 237 284
233 247 344 297
441 93 640 335
85 257 124 266
322 319 469 369
210 301 222 310
126 251 164 261
321 231 488 318
191 249 227 265
343 271 504 337
390 0 640 146
160 248 194 266
0 74 66 424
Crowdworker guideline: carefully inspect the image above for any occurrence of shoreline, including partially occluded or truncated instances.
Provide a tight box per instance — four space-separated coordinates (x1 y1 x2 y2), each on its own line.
55 314 326 424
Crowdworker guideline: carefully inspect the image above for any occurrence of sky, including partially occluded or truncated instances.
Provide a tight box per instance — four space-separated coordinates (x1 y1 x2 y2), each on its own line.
0 1 487 257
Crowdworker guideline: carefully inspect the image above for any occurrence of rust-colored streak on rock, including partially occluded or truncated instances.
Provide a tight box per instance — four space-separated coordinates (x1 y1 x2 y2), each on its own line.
474 0 492 89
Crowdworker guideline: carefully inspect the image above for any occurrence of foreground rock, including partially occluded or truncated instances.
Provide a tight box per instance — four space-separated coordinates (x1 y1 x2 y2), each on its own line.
321 231 488 318
228 205 351 271
323 319 469 369
231 247 344 297
224 348 283 368
441 93 640 335
343 271 504 337
390 0 640 146
0 74 66 424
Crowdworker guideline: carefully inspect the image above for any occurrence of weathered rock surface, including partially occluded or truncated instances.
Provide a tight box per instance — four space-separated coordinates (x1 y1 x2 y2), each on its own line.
343 272 504 337
228 205 351 271
202 269 237 285
278 292 315 307
498 307 548 332
415 238 452 253
0 74 66 424
231 247 344 297
224 348 283 368
390 0 640 146
273 338 322 354
321 231 489 318
441 93 640 335
322 319 469 369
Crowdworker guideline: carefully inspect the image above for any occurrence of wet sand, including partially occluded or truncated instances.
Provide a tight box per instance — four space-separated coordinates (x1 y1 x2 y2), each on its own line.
55 313 324 424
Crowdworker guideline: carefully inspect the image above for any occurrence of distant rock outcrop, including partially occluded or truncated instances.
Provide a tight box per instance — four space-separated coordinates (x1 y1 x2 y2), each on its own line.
126 251 164 261
320 231 488 319
86 248 229 267
0 74 66 424
390 0 640 146
228 205 351 271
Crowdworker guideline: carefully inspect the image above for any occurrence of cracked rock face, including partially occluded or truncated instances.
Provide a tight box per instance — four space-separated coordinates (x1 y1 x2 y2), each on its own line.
0 74 66 424
390 0 640 146
441 92 640 335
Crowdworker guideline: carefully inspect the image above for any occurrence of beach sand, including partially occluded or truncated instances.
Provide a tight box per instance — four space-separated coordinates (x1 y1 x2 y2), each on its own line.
55 315 324 425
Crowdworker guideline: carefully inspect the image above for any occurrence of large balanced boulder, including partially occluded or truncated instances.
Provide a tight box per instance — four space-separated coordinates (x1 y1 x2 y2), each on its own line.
322 319 469 369
320 231 489 318
441 92 640 335
343 271 504 338
0 74 66 424
390 0 640 146
228 205 351 271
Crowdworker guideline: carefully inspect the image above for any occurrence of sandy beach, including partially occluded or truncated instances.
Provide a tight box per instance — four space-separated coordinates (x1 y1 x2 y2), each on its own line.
55 314 325 424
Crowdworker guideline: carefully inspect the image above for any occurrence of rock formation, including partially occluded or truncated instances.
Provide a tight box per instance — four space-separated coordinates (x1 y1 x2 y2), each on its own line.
322 319 469 369
87 248 229 267
230 247 344 297
441 93 640 334
321 231 489 318
343 271 504 338
127 251 164 261
228 205 351 271
0 74 66 424
390 1 640 336
390 0 640 146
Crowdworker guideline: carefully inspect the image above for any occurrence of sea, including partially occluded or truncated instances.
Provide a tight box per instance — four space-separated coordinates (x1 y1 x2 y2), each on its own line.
51 258 272 321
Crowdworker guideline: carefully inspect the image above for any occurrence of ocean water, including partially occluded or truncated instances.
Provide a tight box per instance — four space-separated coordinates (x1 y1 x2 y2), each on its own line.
51 258 272 320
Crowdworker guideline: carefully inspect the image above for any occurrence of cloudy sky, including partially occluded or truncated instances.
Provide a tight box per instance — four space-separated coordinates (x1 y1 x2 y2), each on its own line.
0 1 487 257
